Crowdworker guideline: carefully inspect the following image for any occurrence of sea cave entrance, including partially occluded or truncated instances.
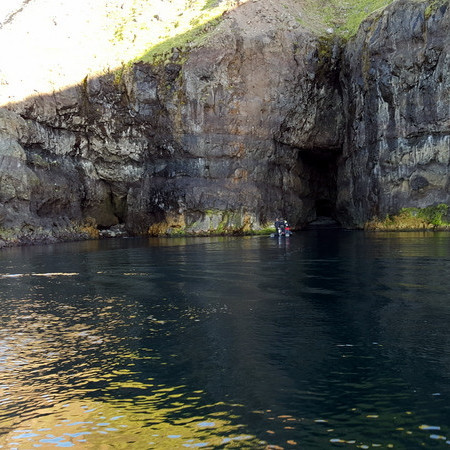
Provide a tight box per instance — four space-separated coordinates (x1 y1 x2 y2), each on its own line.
297 147 341 228
315 198 335 217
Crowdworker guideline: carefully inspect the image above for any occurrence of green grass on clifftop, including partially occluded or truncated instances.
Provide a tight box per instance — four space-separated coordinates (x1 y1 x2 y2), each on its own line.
302 0 394 38
108 0 238 65
129 0 397 64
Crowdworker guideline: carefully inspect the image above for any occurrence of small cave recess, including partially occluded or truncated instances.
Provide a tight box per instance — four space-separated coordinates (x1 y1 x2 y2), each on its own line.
297 147 341 228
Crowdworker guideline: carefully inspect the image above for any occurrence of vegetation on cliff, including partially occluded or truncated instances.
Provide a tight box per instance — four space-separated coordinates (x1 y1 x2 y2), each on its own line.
106 0 397 59
300 0 393 37
365 205 450 231
136 0 396 62
0 0 395 103
2 0 449 242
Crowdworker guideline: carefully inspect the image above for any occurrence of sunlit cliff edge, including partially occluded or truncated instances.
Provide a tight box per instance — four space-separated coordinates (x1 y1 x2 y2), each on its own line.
0 0 449 246
0 0 391 105
0 0 245 105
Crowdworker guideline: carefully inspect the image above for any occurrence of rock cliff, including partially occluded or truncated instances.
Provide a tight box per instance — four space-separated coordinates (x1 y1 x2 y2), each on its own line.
339 0 450 227
0 0 449 245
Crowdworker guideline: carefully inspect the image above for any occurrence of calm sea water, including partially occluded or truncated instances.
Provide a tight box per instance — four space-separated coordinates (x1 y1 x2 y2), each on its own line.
1 230 450 449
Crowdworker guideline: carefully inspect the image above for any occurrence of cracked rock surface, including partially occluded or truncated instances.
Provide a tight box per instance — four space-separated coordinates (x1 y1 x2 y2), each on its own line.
0 0 449 245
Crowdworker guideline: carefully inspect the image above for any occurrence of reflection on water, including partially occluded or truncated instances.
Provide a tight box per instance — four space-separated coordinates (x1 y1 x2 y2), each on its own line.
1 232 450 448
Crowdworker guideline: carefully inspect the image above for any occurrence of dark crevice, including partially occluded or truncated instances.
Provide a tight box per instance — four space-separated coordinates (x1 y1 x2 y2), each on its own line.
316 198 335 217
297 147 341 228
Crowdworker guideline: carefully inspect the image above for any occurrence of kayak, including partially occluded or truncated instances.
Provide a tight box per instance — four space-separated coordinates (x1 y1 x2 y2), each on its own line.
270 231 292 238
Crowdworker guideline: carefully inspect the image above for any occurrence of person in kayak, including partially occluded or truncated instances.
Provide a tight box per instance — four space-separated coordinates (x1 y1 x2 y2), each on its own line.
274 218 286 236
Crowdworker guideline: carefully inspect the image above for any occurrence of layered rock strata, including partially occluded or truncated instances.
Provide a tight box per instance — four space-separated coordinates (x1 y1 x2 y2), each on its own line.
339 0 450 227
0 0 449 245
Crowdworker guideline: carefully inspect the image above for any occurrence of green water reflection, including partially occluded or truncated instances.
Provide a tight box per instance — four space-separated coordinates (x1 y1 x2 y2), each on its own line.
1 233 450 448
0 284 262 448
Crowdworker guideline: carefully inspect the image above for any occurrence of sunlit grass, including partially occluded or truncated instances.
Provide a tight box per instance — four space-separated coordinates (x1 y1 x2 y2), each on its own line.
0 0 243 104
108 0 243 63
137 17 223 65
0 0 397 105
365 204 450 230
300 0 394 38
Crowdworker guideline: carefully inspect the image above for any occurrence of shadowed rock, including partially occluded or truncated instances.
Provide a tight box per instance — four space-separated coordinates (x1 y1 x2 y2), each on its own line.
0 0 449 245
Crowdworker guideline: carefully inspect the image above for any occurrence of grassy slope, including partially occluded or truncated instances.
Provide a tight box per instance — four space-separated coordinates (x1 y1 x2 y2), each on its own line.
0 0 240 103
0 0 396 104
117 0 396 63
305 0 394 36
106 0 240 64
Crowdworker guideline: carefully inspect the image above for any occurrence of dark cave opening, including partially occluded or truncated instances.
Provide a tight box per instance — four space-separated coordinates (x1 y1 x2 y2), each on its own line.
297 148 341 227
316 198 335 217
86 191 128 231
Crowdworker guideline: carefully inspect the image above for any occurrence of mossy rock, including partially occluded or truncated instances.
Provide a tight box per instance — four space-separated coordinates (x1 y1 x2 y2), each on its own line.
365 204 450 230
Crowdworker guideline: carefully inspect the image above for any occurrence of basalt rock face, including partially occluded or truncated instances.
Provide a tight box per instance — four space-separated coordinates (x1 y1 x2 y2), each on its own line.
0 70 177 242
338 0 450 227
169 6 344 232
0 0 344 244
0 0 449 245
